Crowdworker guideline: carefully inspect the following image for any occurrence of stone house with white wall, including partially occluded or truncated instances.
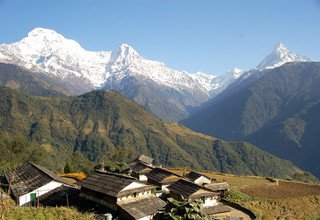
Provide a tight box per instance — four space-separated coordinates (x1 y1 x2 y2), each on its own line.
79 171 166 220
5 162 70 206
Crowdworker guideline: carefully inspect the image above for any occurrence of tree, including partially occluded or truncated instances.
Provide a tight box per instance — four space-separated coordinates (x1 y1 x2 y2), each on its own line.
164 198 211 220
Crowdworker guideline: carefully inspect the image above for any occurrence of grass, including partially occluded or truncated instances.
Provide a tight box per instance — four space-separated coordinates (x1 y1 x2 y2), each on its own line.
0 199 93 220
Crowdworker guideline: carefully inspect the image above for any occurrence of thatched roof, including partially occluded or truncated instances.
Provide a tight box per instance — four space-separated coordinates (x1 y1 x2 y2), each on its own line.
204 182 230 192
5 162 68 198
118 195 166 219
203 204 231 215
185 171 211 182
168 179 218 199
78 171 156 197
146 167 181 185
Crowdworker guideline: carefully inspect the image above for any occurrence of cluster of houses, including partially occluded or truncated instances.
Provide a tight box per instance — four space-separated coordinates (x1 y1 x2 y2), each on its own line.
1 155 235 220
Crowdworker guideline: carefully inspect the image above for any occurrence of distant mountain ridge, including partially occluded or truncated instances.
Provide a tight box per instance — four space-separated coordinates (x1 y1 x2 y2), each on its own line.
0 86 303 178
182 62 320 178
0 28 312 121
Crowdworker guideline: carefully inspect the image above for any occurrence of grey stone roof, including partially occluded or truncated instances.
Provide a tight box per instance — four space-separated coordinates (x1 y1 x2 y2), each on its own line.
168 179 218 199
204 182 230 192
131 155 153 165
78 171 156 197
5 162 67 198
185 171 211 182
117 195 166 219
146 167 181 184
203 204 231 215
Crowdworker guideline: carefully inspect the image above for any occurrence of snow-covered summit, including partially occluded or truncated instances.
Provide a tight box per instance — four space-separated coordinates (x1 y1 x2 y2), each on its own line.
0 27 215 93
256 43 312 70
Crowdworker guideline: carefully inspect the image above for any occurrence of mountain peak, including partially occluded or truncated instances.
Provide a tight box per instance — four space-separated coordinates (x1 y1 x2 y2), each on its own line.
118 43 139 56
257 43 312 70
109 43 140 64
274 42 289 53
27 27 60 38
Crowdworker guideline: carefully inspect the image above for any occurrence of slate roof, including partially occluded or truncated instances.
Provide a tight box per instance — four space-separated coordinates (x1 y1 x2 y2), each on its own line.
131 155 153 165
5 162 67 198
117 195 166 219
203 204 232 215
146 167 181 184
204 182 230 192
168 179 218 199
185 171 211 182
130 162 153 174
78 171 156 197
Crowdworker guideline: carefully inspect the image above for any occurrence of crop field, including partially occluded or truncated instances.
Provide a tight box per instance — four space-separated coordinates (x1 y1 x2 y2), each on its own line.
241 180 320 199
169 168 320 219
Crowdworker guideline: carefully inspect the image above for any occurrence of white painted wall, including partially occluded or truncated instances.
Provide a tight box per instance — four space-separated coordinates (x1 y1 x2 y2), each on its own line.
204 197 218 207
18 181 62 206
121 182 146 191
139 174 148 181
194 176 211 186
138 215 153 220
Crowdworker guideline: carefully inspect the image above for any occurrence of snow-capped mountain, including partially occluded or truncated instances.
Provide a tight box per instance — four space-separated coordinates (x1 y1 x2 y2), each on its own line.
0 27 216 121
256 43 312 70
0 28 111 87
209 67 244 97
0 28 313 121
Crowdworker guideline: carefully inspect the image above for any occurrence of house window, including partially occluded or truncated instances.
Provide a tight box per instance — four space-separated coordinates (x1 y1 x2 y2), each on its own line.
30 193 36 201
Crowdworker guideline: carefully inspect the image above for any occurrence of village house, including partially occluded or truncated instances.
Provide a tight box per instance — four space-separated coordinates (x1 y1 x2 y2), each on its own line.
185 171 212 186
146 167 182 194
130 154 153 166
78 171 166 220
167 179 231 218
4 162 71 206
127 161 154 182
204 182 230 196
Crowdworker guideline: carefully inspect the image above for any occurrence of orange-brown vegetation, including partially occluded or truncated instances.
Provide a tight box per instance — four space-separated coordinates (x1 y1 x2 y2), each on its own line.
59 172 86 181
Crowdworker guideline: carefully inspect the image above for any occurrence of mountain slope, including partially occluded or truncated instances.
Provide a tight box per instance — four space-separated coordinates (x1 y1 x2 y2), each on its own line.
0 86 300 178
0 62 73 96
182 62 320 177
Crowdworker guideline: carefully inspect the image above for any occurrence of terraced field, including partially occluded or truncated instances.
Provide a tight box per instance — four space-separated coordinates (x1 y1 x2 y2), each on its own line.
169 168 320 219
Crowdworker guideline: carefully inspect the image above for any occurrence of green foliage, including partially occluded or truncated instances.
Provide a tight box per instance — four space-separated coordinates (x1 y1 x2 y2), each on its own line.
0 132 52 175
292 172 319 183
164 198 210 220
64 162 74 174
225 189 253 203
0 87 301 178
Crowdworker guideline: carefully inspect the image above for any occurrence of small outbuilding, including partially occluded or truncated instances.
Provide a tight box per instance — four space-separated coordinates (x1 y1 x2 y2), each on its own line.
146 167 182 193
130 155 153 166
185 171 211 186
204 182 230 196
129 161 154 181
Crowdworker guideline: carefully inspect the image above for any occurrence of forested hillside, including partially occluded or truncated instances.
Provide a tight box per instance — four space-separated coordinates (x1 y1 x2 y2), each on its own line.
0 87 300 178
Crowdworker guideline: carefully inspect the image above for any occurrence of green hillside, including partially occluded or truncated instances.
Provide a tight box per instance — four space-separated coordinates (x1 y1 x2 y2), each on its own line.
182 62 320 177
0 86 300 178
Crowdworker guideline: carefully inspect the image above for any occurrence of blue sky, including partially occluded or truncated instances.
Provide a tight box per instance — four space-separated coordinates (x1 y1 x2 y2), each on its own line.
0 0 319 74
